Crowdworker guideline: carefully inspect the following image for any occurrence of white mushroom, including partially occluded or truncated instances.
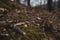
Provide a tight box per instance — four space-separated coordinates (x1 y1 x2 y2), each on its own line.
23 32 26 35
37 17 41 20
24 24 28 27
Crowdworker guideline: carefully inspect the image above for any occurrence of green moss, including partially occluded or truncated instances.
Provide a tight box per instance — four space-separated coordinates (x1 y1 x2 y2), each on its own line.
13 13 27 21
17 25 44 40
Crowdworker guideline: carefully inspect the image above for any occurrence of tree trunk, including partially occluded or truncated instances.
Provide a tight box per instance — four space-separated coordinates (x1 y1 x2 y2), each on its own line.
16 0 20 4
47 0 53 12
27 0 30 6
58 0 60 8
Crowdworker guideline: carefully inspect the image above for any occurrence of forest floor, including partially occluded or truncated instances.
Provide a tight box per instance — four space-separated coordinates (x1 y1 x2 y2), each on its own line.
0 2 60 40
